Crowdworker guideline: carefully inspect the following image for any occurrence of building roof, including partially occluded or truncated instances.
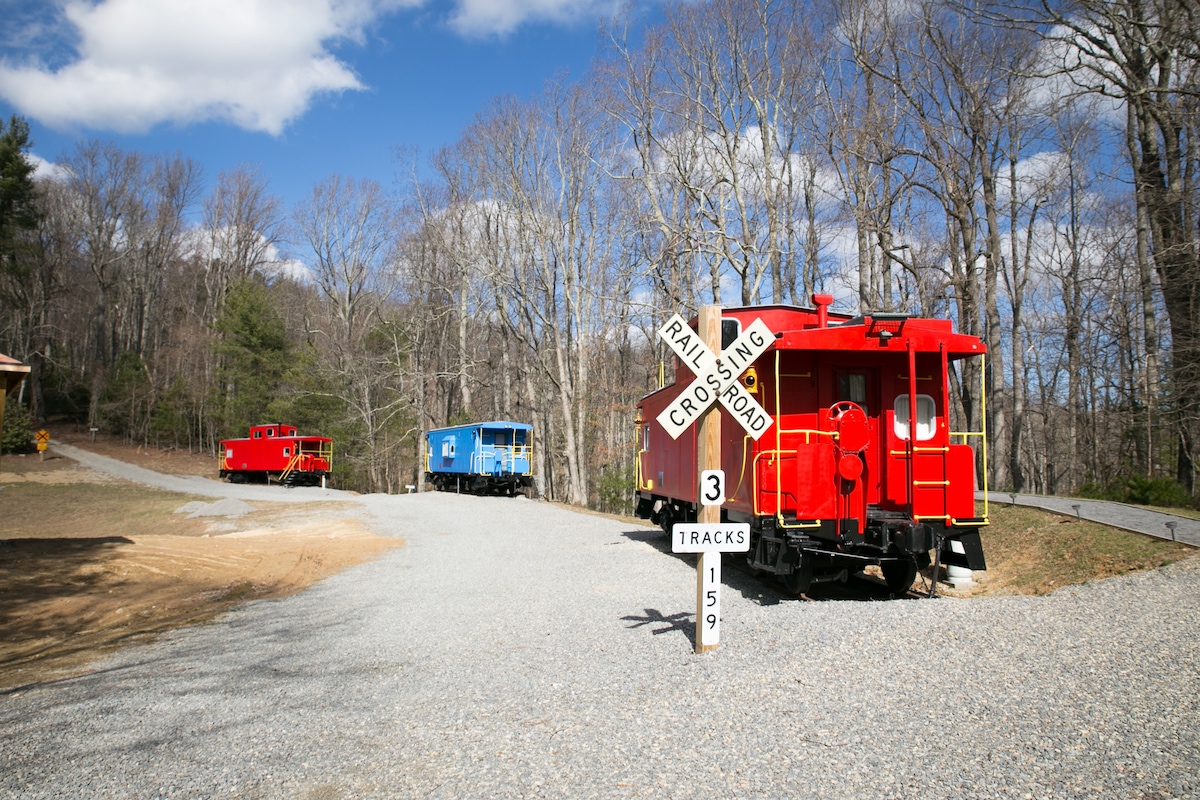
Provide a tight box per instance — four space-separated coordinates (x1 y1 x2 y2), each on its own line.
0 354 30 396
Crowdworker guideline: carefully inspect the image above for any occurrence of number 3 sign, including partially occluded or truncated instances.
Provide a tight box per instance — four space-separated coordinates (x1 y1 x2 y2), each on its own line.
699 469 724 506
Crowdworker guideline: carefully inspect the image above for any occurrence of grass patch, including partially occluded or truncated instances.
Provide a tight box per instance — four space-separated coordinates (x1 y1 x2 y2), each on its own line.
972 504 1194 596
0 481 219 539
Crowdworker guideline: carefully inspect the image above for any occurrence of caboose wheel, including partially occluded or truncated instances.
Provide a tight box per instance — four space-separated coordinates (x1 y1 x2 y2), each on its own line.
882 558 918 594
658 505 674 536
780 557 813 596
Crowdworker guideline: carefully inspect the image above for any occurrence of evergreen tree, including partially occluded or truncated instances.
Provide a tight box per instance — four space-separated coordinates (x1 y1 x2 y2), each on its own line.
213 278 291 436
1 399 31 454
0 115 40 264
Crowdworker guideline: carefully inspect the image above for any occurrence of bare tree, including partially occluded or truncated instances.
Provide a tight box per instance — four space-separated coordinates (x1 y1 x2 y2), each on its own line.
201 165 283 326
293 176 397 351
603 0 816 307
292 175 404 492
1000 0 1200 488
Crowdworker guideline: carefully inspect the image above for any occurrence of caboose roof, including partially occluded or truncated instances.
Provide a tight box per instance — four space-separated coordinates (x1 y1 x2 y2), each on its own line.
427 421 533 436
721 305 985 359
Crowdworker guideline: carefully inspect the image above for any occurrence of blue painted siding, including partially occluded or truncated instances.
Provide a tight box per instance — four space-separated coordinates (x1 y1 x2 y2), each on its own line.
425 421 533 478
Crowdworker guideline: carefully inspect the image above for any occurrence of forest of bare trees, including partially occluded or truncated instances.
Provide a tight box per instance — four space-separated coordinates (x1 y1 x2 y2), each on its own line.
1 0 1197 509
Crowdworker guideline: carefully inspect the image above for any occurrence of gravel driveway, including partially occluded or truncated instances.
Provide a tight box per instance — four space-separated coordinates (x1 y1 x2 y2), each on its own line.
2 489 1198 799
45 441 357 503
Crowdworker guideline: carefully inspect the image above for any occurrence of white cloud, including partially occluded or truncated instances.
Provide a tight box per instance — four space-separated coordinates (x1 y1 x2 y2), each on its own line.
447 0 618 38
28 153 69 182
0 0 421 135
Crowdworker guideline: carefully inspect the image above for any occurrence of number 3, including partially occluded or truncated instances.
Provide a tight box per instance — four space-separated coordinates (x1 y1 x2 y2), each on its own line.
705 473 720 502
700 470 724 505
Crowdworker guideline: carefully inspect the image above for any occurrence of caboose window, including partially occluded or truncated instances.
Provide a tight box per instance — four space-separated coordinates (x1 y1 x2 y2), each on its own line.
266 429 275 437
839 373 868 411
721 319 741 351
283 447 291 457
894 394 935 441
253 431 262 439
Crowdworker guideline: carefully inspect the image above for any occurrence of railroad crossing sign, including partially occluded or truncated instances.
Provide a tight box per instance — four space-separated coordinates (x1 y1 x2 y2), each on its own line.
657 307 773 653
656 313 774 440
35 429 49 450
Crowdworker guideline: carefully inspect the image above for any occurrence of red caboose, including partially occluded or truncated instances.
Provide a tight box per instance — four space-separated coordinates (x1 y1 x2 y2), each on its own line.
219 423 333 487
634 296 988 594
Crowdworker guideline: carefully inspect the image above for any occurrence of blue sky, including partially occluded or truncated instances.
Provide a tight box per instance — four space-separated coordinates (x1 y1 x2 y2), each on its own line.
0 0 647 212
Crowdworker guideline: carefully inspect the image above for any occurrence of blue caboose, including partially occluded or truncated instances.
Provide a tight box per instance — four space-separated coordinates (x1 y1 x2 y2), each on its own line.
424 421 535 496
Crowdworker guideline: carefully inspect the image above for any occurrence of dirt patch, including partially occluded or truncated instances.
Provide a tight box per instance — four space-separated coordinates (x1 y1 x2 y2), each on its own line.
0 433 401 691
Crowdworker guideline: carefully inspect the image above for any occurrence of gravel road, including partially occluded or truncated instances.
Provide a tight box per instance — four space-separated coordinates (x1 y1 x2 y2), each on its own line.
45 441 357 503
3 488 1199 799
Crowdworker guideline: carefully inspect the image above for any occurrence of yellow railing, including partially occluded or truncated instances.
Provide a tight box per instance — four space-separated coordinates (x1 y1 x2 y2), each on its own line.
278 440 332 484
472 441 533 476
768 349 834 530
949 351 989 525
278 452 303 484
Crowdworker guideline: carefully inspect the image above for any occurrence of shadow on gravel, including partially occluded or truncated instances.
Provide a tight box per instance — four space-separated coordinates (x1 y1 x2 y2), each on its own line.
621 608 696 642
621 528 912 605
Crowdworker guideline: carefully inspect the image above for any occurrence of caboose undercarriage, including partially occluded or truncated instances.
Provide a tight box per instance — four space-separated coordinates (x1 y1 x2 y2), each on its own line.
428 472 534 497
636 495 986 597
220 468 329 487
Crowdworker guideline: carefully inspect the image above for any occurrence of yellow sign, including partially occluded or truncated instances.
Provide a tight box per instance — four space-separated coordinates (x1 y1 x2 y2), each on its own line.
35 429 50 443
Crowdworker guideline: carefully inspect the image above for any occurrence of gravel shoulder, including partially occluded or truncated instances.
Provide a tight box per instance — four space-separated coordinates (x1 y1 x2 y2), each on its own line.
3 488 1198 799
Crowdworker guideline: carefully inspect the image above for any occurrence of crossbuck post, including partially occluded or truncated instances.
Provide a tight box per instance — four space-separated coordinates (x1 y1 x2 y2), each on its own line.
695 306 722 654
660 305 765 653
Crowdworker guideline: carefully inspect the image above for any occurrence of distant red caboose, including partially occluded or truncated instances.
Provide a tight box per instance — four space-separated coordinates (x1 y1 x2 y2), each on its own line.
219 423 333 487
634 296 988 595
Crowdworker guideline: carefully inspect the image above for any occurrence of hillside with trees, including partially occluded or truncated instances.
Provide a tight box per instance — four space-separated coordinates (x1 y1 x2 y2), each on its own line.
1 0 1196 510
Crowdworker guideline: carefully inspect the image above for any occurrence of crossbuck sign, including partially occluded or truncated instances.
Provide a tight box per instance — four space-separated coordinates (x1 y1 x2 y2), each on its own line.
656 314 774 440
657 309 775 653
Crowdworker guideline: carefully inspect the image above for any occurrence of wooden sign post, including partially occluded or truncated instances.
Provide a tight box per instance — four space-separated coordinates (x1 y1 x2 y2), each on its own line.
657 306 773 653
695 306 722 654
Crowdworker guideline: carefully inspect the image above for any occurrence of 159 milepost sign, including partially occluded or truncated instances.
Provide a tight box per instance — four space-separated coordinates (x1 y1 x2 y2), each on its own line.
672 521 750 649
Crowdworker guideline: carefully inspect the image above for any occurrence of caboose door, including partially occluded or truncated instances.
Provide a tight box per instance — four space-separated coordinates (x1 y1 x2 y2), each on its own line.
832 367 882 506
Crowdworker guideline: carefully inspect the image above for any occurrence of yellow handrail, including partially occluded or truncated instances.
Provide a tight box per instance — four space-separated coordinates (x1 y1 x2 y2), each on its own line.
279 452 302 484
949 351 989 525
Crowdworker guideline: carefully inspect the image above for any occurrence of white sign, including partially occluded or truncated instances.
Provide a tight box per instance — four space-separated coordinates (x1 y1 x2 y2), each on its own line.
671 522 751 553
699 554 721 648
656 314 774 440
699 469 725 506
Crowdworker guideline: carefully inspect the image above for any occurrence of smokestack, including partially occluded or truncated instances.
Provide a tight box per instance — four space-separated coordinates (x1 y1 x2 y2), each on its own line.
812 293 834 328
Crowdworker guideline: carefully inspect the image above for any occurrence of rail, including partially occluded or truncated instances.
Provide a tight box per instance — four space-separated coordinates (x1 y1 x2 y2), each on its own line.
767 349 836 530
278 440 333 485
471 441 533 477
949 351 989 525
278 452 303 484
